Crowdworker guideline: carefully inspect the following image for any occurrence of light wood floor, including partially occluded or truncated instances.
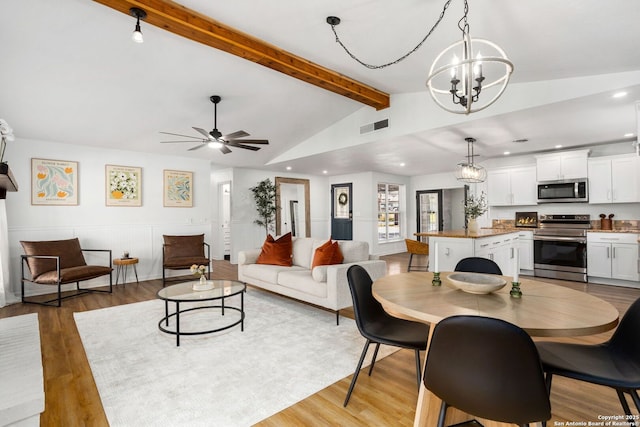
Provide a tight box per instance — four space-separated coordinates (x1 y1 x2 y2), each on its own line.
1 253 639 426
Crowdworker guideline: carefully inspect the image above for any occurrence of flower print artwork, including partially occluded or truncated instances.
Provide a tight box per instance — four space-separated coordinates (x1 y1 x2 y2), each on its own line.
31 158 78 205
106 165 142 206
163 170 193 207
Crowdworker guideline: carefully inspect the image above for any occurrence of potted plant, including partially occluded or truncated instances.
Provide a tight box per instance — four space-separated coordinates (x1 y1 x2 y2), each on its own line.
250 178 276 235
464 191 488 233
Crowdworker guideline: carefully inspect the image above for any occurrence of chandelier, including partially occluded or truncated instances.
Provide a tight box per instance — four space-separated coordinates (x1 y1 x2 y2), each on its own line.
326 0 513 114
456 138 486 183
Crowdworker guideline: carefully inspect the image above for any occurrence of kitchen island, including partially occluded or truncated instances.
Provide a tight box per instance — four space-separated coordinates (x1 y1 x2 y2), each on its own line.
415 229 520 276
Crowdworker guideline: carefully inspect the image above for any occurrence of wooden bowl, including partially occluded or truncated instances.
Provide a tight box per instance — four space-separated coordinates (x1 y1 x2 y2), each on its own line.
446 272 507 294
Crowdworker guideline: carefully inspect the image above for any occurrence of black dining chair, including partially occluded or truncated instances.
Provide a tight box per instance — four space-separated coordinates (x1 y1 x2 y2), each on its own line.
454 256 503 275
536 297 640 416
343 265 430 407
423 315 551 427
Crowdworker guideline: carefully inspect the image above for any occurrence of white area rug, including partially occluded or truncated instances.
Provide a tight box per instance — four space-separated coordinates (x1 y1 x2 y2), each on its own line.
74 289 397 426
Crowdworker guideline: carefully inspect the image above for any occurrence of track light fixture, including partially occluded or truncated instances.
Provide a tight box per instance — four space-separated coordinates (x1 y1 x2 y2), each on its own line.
129 7 147 44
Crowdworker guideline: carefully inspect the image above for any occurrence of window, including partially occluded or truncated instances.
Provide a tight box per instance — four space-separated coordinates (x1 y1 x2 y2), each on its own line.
378 183 401 241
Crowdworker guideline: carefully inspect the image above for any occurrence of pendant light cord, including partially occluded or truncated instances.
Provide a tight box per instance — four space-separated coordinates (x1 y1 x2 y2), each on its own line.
328 0 456 69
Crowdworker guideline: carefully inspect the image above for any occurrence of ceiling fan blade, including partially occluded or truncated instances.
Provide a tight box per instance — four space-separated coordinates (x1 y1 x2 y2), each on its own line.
219 145 232 154
187 144 207 151
160 131 204 139
223 130 249 139
228 139 269 145
160 140 206 143
193 127 214 140
226 141 261 151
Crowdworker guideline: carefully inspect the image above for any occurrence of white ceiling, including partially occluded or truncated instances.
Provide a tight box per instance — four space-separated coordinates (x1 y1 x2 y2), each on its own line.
1 0 639 177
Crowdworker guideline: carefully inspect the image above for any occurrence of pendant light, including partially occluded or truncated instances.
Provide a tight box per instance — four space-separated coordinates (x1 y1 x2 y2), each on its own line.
456 137 486 183
129 7 147 44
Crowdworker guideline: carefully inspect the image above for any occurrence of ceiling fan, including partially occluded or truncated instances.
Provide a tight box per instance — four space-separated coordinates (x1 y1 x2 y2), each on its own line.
160 95 269 154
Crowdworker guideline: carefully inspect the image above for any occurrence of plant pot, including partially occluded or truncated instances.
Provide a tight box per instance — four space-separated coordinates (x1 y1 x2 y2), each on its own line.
467 218 479 233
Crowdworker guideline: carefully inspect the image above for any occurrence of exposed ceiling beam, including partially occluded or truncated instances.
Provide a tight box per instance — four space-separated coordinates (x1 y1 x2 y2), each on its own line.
92 0 391 110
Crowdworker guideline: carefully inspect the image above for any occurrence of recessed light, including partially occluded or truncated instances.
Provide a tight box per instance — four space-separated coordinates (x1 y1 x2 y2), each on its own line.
613 91 628 98
322 170 328 174
286 166 292 171
400 162 406 167
555 145 563 149
624 133 634 138
503 151 510 155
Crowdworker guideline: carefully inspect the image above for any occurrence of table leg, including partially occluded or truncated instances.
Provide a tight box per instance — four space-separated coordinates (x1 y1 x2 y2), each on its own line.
222 295 225 316
115 265 122 285
133 264 139 284
176 301 180 347
241 290 244 332
122 265 127 288
164 300 169 327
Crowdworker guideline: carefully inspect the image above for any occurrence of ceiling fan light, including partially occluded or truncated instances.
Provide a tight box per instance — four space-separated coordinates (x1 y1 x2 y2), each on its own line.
132 25 143 43
208 141 223 149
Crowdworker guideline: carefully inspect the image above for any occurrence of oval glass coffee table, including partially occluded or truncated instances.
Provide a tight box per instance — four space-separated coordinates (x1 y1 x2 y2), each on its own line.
156 280 245 346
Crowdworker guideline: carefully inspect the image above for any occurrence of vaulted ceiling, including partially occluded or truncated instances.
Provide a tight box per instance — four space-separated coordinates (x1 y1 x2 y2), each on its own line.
2 0 639 176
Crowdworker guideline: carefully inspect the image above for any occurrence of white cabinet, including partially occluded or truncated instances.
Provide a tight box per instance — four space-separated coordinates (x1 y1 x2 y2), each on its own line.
588 156 640 203
587 233 640 281
428 237 473 273
474 234 518 277
429 233 519 275
517 231 534 271
487 166 537 206
536 150 590 182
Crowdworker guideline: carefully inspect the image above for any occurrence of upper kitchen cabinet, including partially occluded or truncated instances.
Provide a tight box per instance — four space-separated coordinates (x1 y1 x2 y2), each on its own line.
588 155 640 204
535 149 590 182
487 166 537 206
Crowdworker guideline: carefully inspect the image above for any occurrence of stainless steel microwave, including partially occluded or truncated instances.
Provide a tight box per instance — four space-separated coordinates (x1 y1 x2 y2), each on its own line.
537 179 588 203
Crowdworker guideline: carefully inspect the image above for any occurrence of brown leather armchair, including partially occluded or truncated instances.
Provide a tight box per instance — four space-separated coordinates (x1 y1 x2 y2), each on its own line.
162 234 211 286
20 238 113 307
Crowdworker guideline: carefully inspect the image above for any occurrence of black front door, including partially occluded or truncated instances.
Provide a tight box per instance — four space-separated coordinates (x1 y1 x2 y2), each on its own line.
331 183 353 240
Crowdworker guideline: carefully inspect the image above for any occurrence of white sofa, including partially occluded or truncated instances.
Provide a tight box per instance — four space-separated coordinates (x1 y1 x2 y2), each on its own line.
238 237 387 324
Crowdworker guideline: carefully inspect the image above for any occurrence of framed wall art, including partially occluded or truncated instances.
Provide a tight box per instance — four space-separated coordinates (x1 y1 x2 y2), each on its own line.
106 164 142 207
163 169 193 207
31 158 79 205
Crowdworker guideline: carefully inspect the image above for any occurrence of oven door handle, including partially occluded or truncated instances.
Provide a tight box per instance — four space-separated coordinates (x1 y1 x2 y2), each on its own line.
533 235 587 243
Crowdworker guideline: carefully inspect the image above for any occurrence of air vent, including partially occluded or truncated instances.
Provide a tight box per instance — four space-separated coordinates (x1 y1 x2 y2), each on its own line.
360 119 389 134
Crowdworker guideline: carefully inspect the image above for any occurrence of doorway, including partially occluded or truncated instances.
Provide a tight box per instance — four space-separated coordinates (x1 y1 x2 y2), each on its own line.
219 182 231 260
331 183 353 240
416 187 467 238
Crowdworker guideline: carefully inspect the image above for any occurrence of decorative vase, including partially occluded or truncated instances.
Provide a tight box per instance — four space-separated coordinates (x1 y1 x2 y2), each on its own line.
468 218 479 233
199 275 207 285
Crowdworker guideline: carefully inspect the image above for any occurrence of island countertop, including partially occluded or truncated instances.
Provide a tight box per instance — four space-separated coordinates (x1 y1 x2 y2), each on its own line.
415 229 520 239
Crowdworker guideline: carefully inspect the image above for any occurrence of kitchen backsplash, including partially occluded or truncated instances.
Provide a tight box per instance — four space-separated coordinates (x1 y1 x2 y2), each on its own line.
491 219 640 231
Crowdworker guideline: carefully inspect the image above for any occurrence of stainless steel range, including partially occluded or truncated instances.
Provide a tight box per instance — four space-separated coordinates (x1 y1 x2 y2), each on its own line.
533 214 591 282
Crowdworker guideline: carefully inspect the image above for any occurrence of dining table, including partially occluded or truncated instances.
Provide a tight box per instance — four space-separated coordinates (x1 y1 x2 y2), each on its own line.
372 271 620 427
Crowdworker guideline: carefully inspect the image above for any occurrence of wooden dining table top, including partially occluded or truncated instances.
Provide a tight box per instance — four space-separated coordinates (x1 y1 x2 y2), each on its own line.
372 271 619 337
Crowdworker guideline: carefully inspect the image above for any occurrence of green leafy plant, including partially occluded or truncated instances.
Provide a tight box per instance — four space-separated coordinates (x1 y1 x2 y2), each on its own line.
464 191 488 219
250 178 276 235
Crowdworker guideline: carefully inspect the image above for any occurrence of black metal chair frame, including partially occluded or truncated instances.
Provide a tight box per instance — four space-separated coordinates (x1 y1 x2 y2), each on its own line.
162 241 211 287
423 315 550 427
21 249 113 307
344 265 429 407
538 297 640 416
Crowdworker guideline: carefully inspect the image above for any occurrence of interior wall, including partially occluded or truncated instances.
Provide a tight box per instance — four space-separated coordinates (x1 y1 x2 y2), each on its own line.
4 138 212 300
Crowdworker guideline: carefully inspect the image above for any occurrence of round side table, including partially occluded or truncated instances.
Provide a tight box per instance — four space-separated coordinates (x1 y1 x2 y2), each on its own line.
113 257 139 286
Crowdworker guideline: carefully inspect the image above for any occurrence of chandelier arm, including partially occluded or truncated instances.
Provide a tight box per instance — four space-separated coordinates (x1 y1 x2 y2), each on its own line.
328 0 454 70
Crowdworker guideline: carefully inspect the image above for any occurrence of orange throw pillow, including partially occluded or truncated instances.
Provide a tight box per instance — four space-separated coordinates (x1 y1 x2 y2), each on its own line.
256 232 293 266
312 239 344 269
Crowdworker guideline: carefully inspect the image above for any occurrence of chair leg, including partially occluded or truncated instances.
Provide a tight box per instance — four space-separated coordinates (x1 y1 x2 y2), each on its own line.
616 390 633 416
344 339 372 407
544 373 553 395
437 401 448 427
407 253 414 272
368 343 381 376
336 310 340 326
414 349 422 388
626 389 640 415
